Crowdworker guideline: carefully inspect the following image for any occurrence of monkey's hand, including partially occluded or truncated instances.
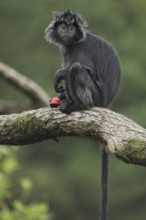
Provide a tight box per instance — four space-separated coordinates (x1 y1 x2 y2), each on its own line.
54 84 64 93
54 78 65 93
54 69 67 93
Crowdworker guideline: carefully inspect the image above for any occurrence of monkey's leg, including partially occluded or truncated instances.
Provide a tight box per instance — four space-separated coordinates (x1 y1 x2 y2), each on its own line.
59 62 103 113
100 150 109 220
65 62 98 110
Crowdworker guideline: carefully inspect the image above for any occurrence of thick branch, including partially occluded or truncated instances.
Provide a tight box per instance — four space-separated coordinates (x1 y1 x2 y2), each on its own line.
0 107 146 166
0 61 50 106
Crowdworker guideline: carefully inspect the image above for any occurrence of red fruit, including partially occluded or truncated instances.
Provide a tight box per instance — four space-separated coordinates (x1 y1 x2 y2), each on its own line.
50 97 61 107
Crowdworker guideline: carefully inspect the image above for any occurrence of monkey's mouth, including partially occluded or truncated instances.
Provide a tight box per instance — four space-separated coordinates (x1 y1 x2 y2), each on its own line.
63 35 71 39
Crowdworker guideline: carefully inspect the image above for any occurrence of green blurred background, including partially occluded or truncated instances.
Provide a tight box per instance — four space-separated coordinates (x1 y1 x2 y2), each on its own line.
0 0 146 219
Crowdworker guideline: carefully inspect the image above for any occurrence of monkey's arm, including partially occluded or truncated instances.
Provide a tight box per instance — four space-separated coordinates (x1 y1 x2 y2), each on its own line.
54 69 67 93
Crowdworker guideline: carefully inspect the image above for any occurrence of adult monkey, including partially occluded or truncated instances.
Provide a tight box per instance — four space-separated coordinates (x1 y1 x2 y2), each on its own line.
45 10 121 220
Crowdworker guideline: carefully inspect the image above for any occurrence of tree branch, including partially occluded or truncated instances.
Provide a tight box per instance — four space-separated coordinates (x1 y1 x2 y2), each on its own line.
0 61 50 107
0 107 146 166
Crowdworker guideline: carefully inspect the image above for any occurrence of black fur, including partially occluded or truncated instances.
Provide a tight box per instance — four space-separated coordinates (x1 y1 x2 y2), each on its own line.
45 10 121 113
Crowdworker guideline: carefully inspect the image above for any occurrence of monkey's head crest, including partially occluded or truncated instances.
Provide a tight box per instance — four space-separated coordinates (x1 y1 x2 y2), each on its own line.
45 10 87 45
53 10 88 29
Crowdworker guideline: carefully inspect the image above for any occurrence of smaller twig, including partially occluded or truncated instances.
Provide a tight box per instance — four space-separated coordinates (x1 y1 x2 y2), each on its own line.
0 61 50 106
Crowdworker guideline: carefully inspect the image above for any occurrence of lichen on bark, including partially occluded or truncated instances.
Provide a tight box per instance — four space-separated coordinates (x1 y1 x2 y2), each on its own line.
116 140 146 166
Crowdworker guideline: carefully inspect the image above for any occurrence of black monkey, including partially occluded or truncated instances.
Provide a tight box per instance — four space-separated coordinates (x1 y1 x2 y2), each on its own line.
45 10 121 220
45 10 120 114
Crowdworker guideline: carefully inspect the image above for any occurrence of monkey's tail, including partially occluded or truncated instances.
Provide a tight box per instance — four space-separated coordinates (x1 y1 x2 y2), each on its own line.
100 150 109 220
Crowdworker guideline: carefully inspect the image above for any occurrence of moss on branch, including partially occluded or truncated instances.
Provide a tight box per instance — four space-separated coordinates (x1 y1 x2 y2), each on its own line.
0 107 146 166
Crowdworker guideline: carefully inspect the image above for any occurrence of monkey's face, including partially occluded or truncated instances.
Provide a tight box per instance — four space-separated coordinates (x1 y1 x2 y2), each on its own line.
45 10 87 46
57 23 76 45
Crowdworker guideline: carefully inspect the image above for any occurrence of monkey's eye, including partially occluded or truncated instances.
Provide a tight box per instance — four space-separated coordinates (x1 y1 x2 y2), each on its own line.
69 25 75 31
59 23 67 30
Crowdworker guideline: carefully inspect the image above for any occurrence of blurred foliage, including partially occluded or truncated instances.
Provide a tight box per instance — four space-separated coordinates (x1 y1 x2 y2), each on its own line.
0 0 146 220
0 146 52 220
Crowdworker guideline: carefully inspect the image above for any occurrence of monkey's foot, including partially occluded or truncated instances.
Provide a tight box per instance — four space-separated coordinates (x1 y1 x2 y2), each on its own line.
49 97 61 108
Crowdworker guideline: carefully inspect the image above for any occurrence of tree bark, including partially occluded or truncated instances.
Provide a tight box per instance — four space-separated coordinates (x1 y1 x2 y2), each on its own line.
0 107 146 166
